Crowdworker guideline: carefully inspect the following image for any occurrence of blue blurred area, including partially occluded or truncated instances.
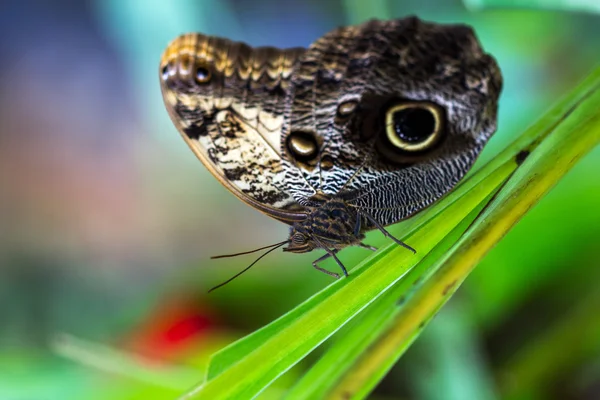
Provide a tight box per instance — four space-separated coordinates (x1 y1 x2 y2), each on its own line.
0 1 599 399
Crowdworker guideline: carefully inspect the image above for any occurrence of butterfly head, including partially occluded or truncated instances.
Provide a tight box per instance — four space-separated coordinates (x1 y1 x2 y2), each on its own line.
283 228 314 254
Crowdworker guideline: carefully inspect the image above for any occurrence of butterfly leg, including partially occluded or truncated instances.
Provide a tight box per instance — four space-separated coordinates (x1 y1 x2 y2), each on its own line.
328 248 349 277
353 215 377 251
312 248 348 278
358 243 378 251
361 212 416 254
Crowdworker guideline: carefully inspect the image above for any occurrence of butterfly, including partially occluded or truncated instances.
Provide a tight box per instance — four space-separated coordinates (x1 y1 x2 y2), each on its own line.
159 17 502 289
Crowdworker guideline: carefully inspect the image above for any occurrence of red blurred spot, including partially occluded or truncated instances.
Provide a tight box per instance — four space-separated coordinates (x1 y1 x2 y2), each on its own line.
164 314 212 344
125 296 217 360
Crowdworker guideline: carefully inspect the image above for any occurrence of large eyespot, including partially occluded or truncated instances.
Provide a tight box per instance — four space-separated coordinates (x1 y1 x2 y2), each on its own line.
384 101 445 152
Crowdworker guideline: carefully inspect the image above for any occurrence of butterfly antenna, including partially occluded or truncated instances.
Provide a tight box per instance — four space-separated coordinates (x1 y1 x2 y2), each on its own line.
208 240 289 293
211 240 288 259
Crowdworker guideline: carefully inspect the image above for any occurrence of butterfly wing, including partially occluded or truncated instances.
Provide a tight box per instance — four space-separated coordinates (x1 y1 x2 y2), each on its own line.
280 18 502 225
160 33 307 223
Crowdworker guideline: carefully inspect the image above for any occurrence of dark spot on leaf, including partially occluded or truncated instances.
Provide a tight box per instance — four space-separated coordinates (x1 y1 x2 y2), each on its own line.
341 391 353 400
442 279 458 296
516 150 530 165
397 295 406 306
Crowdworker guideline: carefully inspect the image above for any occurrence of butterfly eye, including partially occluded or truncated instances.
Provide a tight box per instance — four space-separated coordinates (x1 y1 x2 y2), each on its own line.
384 101 445 152
195 65 211 84
292 233 307 245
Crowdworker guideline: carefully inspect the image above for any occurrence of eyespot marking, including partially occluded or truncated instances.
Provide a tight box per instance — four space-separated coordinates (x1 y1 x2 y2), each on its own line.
286 131 319 162
337 100 358 117
384 101 445 153
195 65 211 84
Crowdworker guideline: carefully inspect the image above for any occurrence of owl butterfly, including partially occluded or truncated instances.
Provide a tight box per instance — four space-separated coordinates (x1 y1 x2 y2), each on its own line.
160 17 502 290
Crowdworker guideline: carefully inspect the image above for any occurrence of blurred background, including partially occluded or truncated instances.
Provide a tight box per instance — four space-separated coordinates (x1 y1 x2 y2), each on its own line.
0 0 599 399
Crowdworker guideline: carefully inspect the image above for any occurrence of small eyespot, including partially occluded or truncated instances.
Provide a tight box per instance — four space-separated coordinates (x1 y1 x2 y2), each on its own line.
335 100 359 126
384 101 445 152
195 65 211 84
286 131 319 162
337 100 358 117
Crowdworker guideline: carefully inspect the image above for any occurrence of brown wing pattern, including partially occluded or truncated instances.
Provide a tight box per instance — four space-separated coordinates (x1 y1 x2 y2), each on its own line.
279 18 502 225
160 33 307 223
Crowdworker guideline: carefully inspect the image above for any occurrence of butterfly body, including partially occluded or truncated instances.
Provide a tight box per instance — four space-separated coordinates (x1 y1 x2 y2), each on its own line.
286 197 364 252
160 17 502 280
